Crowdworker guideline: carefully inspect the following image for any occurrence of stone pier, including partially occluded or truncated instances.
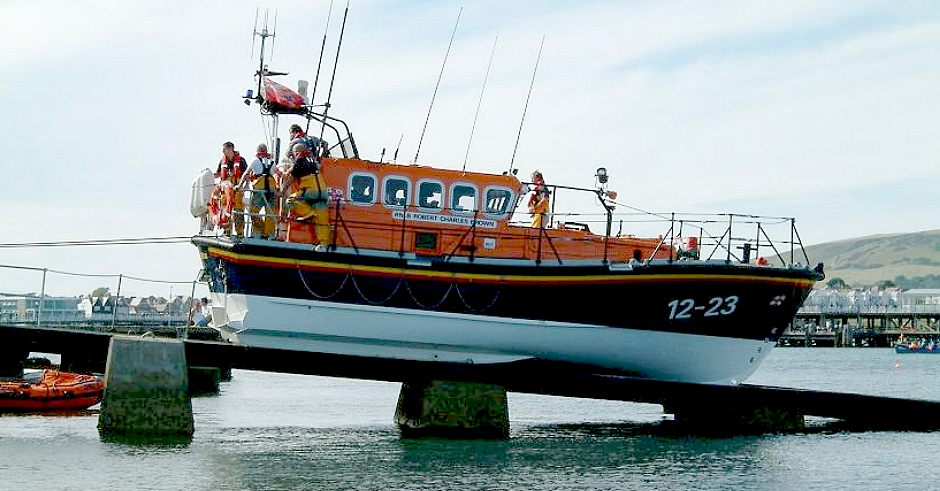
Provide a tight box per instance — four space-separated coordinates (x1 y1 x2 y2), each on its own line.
395 380 510 439
98 337 194 438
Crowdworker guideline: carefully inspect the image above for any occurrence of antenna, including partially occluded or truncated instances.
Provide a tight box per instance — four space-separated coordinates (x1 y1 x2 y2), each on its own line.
413 6 462 164
393 133 404 163
508 34 545 175
250 8 259 59
269 10 279 64
320 0 350 140
462 34 498 173
310 0 335 108
252 9 279 101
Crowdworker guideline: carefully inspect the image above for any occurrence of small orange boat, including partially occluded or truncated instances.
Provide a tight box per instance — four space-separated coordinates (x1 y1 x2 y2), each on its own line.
0 370 104 412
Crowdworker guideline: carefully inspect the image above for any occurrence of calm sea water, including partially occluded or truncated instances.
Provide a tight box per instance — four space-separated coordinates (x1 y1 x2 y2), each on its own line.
0 348 937 491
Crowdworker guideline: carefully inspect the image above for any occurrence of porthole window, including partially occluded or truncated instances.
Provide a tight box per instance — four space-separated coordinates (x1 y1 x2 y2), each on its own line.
417 180 444 211
348 173 376 205
383 176 411 208
484 187 513 216
450 183 477 214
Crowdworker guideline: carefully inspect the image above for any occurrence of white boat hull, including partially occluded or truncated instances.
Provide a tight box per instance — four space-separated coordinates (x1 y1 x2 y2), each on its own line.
210 292 774 385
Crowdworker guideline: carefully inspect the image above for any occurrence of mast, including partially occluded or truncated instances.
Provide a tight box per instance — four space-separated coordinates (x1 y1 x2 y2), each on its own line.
414 7 462 164
508 35 545 175
319 0 350 141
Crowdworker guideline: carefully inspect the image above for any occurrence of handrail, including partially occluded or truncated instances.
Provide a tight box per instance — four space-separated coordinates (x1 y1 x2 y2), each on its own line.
0 263 209 328
214 188 816 268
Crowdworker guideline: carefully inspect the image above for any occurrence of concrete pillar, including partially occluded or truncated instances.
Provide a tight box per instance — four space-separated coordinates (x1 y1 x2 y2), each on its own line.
665 400 805 435
395 380 509 439
187 366 221 396
98 337 194 438
219 365 233 382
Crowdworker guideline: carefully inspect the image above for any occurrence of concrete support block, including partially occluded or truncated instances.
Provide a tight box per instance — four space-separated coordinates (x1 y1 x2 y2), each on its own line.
187 366 221 396
395 380 509 439
218 364 233 382
98 337 194 438
666 400 805 435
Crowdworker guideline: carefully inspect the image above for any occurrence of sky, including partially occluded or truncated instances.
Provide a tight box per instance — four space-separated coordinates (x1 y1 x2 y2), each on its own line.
1 0 938 297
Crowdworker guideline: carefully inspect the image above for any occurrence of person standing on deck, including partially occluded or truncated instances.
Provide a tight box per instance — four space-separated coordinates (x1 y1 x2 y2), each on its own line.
215 142 248 236
239 143 280 239
286 143 331 248
527 170 551 229
288 124 329 159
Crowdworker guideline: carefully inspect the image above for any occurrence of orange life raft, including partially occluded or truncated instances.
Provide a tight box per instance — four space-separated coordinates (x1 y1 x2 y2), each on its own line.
0 370 105 412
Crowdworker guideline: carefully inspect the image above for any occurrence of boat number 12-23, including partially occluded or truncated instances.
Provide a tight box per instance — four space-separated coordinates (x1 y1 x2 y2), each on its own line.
667 296 739 320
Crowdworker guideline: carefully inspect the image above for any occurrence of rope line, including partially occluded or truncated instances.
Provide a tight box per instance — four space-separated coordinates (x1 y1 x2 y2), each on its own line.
297 268 350 300
348 272 404 306
0 263 204 285
0 236 192 248
402 276 454 310
454 282 501 314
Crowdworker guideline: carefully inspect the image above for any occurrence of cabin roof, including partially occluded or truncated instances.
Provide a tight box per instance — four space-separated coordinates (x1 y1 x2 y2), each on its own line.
327 158 524 189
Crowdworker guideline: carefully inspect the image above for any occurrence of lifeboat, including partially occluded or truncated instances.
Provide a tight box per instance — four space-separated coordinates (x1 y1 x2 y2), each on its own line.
0 370 105 412
190 26 824 385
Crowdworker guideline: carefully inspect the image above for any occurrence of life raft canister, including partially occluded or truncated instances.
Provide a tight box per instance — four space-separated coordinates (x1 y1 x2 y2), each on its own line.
209 181 236 227
190 168 215 217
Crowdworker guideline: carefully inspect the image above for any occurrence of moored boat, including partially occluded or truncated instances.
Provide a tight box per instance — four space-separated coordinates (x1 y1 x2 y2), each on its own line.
0 370 105 412
191 24 823 385
895 342 940 354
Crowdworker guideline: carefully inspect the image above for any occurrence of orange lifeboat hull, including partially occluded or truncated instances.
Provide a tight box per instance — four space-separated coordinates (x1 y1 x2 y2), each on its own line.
0 370 105 412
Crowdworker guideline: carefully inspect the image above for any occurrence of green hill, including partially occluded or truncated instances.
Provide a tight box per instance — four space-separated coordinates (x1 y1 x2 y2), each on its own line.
802 229 940 288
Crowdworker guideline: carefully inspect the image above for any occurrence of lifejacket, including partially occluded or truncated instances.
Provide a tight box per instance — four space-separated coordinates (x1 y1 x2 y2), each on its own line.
528 185 550 213
219 151 245 182
252 156 276 195
291 134 322 159
291 155 319 179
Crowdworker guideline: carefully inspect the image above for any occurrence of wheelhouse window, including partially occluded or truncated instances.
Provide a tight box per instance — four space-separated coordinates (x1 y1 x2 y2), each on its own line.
348 173 376 205
484 187 514 216
450 183 477 214
417 180 444 211
383 176 411 208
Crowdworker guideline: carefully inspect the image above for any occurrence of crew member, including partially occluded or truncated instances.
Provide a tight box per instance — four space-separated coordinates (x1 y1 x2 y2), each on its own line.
239 143 281 239
528 170 551 229
216 142 248 236
288 123 329 159
286 142 331 247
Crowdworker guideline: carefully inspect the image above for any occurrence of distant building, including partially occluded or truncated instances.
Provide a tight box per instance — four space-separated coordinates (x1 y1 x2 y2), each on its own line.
801 287 939 314
0 295 82 322
901 289 940 306
4 293 192 324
